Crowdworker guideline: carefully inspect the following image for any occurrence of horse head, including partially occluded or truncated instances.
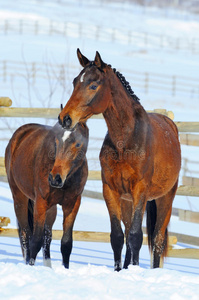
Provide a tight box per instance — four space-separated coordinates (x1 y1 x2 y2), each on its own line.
58 49 113 130
48 122 88 188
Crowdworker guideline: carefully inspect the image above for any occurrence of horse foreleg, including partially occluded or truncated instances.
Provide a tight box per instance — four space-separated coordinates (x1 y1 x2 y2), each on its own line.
128 192 146 266
29 198 47 266
61 195 81 268
42 205 57 267
103 184 124 271
121 194 133 269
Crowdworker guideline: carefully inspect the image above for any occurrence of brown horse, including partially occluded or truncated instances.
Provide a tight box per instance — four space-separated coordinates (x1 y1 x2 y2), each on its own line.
5 121 88 268
58 49 181 271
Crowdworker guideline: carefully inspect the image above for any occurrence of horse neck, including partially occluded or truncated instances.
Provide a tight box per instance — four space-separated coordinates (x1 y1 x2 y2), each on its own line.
103 75 148 149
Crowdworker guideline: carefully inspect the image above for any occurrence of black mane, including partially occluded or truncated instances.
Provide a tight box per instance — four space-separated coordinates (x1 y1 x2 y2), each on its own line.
109 64 140 103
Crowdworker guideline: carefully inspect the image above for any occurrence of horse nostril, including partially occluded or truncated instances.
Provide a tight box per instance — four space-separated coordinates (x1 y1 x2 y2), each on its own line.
48 173 53 184
63 114 72 129
55 174 62 186
48 173 62 188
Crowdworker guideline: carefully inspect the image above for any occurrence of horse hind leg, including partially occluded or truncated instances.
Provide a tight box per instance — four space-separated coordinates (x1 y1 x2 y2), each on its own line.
42 205 57 268
13 191 33 264
147 180 178 268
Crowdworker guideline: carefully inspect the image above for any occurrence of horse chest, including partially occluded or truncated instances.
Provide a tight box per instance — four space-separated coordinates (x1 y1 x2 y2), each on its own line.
103 160 138 194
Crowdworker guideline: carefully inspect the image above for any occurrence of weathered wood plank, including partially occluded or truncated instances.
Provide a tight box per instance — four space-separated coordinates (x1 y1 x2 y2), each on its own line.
167 248 199 259
175 122 199 133
180 133 199 146
0 107 173 120
183 176 199 187
0 217 10 227
0 97 12 107
176 185 199 197
0 157 5 166
179 209 199 224
0 227 177 245
0 107 60 119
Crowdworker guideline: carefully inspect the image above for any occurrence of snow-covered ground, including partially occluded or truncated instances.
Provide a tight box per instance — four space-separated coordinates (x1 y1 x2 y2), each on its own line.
0 0 199 299
1 180 199 299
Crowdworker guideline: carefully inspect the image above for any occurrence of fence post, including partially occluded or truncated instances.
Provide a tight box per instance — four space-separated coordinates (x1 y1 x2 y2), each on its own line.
64 22 67 36
49 21 53 35
144 32 148 47
145 72 149 93
34 20 39 35
19 19 23 34
176 37 180 50
95 25 99 40
78 23 82 38
3 61 7 82
160 35 164 48
172 75 176 96
32 62 36 84
60 64 65 84
112 28 116 42
128 30 132 45
183 158 188 177
4 20 8 35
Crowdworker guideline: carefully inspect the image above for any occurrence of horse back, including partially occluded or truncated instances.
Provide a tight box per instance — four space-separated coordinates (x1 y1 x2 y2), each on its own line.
5 124 51 196
149 113 179 137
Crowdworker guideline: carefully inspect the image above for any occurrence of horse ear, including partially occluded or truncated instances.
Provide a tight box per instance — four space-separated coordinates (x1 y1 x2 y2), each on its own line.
60 103 63 111
94 51 106 69
77 48 90 67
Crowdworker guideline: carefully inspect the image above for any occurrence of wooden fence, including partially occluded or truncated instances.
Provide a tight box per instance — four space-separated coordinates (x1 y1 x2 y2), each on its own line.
1 60 199 99
1 18 199 54
0 217 198 260
0 99 198 260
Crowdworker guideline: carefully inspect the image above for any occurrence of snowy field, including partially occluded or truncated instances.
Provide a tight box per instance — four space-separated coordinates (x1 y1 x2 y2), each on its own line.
0 0 199 299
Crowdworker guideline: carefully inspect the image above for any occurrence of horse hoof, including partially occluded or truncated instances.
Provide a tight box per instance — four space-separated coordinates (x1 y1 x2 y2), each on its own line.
29 258 35 266
114 262 122 272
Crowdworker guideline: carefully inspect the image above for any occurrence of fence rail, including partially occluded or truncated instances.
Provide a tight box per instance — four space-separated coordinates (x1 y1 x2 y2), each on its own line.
1 19 199 54
1 106 199 132
0 219 198 259
1 60 199 99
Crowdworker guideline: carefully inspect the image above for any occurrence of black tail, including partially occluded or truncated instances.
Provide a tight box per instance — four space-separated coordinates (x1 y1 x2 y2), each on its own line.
146 200 157 252
28 199 34 233
146 200 168 258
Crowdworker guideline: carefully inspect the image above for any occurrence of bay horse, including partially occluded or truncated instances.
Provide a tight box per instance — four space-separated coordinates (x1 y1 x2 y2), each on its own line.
58 49 181 271
5 120 88 268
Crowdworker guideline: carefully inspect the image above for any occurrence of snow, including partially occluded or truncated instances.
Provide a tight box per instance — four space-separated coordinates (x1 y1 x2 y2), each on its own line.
0 0 199 299
0 263 199 300
1 179 199 299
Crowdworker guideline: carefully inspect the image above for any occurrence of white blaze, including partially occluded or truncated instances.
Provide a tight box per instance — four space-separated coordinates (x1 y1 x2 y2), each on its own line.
62 130 71 142
80 72 85 83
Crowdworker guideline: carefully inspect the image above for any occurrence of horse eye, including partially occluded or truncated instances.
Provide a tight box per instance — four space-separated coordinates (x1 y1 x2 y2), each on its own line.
89 84 98 90
75 143 81 148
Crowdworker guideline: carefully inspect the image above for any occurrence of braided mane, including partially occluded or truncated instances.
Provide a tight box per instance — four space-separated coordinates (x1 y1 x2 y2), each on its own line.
108 64 140 103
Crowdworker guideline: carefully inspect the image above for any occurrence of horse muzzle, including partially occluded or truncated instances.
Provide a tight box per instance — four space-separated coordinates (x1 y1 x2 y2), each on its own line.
58 114 72 130
48 173 63 188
